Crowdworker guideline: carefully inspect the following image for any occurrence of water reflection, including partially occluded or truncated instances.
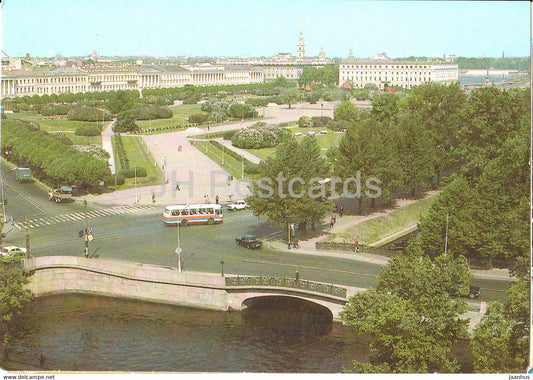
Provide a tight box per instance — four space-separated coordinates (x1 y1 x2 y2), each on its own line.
7 294 368 373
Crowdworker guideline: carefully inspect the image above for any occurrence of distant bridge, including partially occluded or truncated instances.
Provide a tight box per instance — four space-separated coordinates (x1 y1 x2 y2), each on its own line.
23 256 364 322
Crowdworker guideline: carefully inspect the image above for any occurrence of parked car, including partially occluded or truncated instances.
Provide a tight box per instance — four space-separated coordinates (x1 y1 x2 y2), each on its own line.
0 246 27 262
227 200 249 211
468 286 481 299
235 235 262 249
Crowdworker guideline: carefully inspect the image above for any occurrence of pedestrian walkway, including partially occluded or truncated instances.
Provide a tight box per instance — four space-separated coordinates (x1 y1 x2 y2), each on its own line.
13 204 155 230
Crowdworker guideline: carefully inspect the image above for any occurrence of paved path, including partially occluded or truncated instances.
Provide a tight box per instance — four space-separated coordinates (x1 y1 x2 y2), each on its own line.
88 101 337 206
101 118 116 173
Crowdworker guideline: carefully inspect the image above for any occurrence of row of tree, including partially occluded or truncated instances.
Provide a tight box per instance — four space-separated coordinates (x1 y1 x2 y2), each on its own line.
2 120 111 187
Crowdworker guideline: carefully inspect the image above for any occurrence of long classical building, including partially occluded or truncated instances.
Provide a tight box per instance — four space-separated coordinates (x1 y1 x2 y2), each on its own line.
339 57 458 90
1 62 265 98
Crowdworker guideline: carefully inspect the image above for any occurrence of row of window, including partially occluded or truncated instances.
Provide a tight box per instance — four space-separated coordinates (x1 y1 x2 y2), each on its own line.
342 64 430 69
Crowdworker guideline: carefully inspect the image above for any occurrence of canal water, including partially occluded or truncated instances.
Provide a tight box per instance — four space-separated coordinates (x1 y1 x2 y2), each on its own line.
6 294 373 373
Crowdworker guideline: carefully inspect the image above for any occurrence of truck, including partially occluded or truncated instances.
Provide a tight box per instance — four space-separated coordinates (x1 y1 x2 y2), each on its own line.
16 168 32 182
49 185 73 203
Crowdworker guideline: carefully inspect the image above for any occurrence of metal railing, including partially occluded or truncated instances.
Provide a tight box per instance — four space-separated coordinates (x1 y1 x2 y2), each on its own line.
225 276 347 298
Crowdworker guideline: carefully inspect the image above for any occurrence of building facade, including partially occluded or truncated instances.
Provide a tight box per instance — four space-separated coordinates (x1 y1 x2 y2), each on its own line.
339 58 458 90
0 63 265 98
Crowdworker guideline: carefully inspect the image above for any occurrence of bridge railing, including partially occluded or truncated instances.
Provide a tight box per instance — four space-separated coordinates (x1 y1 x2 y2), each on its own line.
225 276 347 298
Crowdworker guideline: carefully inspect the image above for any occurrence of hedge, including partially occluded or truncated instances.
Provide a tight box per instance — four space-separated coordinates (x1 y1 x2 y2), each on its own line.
119 167 147 178
75 125 101 136
104 173 126 186
68 106 113 122
315 241 357 251
311 116 332 128
122 105 172 120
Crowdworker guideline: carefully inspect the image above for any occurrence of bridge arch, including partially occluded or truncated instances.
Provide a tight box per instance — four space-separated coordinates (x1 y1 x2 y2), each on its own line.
241 295 334 322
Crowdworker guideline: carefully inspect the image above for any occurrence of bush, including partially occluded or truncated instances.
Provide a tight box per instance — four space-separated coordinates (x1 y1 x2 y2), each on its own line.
231 123 289 149
75 125 101 136
68 106 113 122
119 167 147 178
244 162 261 174
113 114 138 133
104 173 125 186
298 116 313 128
222 130 237 140
39 104 72 116
53 133 73 145
311 116 332 128
10 119 40 131
183 96 199 104
328 120 351 131
188 113 208 124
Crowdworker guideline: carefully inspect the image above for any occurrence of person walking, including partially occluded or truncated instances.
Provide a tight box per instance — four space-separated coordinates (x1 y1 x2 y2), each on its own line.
354 239 359 253
215 195 219 204
175 182 180 191
339 205 343 217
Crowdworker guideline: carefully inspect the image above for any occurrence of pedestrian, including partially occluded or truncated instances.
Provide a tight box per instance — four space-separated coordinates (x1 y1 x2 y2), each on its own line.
332 214 336 225
175 182 180 191
152 193 156 203
330 217 335 229
295 271 300 285
215 195 219 204
354 240 359 253
339 205 343 217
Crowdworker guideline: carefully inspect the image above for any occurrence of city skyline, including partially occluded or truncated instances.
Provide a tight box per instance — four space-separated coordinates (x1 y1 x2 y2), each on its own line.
1 0 531 59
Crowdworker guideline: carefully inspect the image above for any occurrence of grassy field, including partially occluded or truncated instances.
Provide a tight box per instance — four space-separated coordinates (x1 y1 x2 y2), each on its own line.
6 111 104 146
191 140 245 180
111 135 162 189
339 193 438 245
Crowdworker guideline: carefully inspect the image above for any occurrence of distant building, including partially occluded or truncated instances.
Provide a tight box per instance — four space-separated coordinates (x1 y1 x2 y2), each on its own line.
1 62 265 98
339 55 458 90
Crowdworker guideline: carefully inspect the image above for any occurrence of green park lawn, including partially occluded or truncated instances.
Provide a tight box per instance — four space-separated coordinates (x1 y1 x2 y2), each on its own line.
337 193 438 246
111 135 162 189
191 140 245 180
6 111 103 145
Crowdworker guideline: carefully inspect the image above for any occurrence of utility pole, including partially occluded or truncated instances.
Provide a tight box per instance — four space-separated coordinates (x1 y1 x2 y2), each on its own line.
84 200 89 258
175 221 182 273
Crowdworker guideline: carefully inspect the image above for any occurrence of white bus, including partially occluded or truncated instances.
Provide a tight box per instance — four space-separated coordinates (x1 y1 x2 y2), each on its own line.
162 204 223 226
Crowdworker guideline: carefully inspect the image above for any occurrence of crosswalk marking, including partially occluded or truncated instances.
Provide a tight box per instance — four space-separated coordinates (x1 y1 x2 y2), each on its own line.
14 204 156 230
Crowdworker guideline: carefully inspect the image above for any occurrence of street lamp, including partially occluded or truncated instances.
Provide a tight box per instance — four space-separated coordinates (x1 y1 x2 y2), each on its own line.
176 221 182 273
220 260 225 277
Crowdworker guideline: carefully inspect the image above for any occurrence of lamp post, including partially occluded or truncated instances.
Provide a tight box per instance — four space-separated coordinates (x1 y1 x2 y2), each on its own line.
222 145 225 166
175 221 182 273
134 166 138 203
220 261 225 277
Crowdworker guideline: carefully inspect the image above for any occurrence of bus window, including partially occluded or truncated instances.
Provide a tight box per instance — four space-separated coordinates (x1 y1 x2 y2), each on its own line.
189 209 197 215
207 208 214 214
181 210 189 216
171 210 180 216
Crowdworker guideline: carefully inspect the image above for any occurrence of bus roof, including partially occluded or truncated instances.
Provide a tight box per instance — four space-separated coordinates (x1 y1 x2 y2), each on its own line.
164 204 221 210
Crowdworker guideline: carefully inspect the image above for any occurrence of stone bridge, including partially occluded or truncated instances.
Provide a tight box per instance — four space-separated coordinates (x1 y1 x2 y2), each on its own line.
23 256 365 322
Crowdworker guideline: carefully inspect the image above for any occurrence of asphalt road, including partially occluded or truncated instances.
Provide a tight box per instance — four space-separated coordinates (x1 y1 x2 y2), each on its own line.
1 161 512 302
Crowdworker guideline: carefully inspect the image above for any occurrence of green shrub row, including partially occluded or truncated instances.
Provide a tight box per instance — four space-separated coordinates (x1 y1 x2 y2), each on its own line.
209 140 252 167
67 106 113 122
113 134 130 170
119 167 147 178
104 173 125 187
38 104 72 116
75 125 101 136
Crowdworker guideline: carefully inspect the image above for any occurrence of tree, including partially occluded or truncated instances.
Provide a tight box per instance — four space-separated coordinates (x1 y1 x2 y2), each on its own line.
341 244 469 373
371 93 399 124
0 262 32 353
470 278 530 373
247 136 331 230
280 88 301 109
335 117 401 211
333 100 359 122
113 113 138 133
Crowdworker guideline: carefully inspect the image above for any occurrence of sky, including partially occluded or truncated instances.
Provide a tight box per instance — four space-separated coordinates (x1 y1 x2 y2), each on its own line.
1 0 531 59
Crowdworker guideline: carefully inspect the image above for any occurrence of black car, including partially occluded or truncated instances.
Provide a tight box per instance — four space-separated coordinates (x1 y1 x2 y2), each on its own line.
468 286 481 299
235 235 262 249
